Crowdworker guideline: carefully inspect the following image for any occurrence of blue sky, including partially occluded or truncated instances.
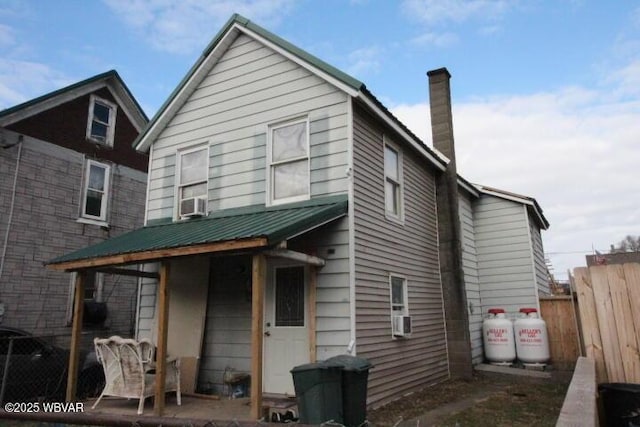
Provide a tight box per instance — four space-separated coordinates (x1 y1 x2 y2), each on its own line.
1 0 639 279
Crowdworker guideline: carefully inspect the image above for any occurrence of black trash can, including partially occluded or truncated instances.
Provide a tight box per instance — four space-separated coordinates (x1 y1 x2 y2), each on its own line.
291 361 343 424
598 383 640 427
326 355 372 427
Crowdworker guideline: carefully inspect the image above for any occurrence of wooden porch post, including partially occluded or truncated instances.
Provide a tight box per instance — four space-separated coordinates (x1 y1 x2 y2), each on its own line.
154 261 170 416
66 271 85 402
250 253 266 420
309 266 317 363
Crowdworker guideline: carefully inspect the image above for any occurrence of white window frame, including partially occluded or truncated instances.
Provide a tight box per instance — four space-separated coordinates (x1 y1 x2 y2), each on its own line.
66 271 104 325
389 274 409 317
79 159 111 225
384 137 404 223
86 95 117 147
176 144 209 219
267 117 310 206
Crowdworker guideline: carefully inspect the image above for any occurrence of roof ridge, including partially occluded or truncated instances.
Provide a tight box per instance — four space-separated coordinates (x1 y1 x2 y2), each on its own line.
0 69 148 124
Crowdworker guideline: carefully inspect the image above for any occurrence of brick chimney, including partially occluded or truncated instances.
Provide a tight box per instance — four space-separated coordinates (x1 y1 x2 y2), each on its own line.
428 67 472 379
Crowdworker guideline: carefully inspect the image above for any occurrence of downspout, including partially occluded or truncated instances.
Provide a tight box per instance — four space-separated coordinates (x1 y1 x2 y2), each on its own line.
0 135 24 299
346 97 357 355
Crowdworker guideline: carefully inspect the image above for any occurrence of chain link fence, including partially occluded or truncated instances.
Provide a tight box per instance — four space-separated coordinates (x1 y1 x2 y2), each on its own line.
0 329 104 404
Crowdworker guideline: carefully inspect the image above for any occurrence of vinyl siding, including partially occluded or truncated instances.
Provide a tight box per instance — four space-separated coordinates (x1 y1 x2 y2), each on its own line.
198 256 252 394
146 33 349 221
289 217 351 358
530 218 549 296
474 196 538 317
195 216 350 395
458 193 483 364
352 103 447 408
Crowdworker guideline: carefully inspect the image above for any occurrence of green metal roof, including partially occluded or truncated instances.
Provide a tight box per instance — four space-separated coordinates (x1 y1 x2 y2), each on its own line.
48 195 348 267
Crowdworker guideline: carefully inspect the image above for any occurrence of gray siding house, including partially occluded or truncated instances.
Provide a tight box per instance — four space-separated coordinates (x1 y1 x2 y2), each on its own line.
458 185 549 365
132 16 450 407
0 71 148 344
48 14 549 416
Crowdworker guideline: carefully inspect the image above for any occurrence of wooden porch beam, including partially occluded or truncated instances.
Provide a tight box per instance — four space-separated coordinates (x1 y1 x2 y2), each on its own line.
47 237 269 271
154 261 170 416
92 267 159 279
66 271 85 402
250 254 266 420
264 249 325 267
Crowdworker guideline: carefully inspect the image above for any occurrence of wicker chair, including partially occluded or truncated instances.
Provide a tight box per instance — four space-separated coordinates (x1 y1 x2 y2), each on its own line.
92 336 181 414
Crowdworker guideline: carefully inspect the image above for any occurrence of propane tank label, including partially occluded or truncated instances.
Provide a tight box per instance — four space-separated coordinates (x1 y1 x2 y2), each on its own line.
518 328 543 344
486 328 510 343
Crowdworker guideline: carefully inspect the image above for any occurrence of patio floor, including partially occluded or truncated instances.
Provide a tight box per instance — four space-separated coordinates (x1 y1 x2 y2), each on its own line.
0 394 299 426
88 394 255 420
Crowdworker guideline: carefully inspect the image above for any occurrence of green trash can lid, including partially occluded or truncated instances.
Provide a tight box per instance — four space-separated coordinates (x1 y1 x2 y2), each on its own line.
291 360 342 373
325 354 372 371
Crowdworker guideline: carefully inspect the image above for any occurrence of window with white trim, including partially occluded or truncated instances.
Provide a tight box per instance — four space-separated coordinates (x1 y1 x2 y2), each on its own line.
268 118 310 205
81 159 110 223
86 95 117 146
177 146 208 218
390 275 409 316
384 140 403 220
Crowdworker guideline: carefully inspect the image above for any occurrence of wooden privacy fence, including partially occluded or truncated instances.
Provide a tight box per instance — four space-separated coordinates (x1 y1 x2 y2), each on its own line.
574 263 640 383
539 296 581 370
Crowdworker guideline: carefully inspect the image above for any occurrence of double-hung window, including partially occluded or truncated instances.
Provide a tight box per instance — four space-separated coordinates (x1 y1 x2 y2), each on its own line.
86 95 117 147
384 140 403 220
80 159 110 224
268 119 310 205
177 146 208 218
390 275 408 316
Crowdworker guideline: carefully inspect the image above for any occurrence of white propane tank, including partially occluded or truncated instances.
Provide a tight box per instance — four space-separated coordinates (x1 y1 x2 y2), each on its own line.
482 308 516 365
514 308 550 365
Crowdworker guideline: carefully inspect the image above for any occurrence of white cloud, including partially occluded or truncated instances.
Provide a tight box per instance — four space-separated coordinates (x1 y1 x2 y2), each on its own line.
0 59 70 109
103 0 297 55
410 31 458 48
401 0 514 25
345 46 383 79
391 62 640 278
605 59 640 98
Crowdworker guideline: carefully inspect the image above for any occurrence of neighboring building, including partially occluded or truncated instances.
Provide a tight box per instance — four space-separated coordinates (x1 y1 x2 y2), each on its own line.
586 251 640 266
48 15 549 414
0 70 148 344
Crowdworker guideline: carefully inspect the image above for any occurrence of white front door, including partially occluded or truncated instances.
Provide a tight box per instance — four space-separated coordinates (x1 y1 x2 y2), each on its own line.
263 264 309 395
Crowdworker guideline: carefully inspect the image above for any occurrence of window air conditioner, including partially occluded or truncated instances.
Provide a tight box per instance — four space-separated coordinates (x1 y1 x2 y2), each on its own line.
180 197 206 218
392 315 412 337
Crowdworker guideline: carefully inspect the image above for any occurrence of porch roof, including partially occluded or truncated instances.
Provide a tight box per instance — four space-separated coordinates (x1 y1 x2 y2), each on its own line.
47 194 348 271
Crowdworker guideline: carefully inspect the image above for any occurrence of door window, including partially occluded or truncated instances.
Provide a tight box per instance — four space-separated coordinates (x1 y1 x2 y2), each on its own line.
274 266 305 327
